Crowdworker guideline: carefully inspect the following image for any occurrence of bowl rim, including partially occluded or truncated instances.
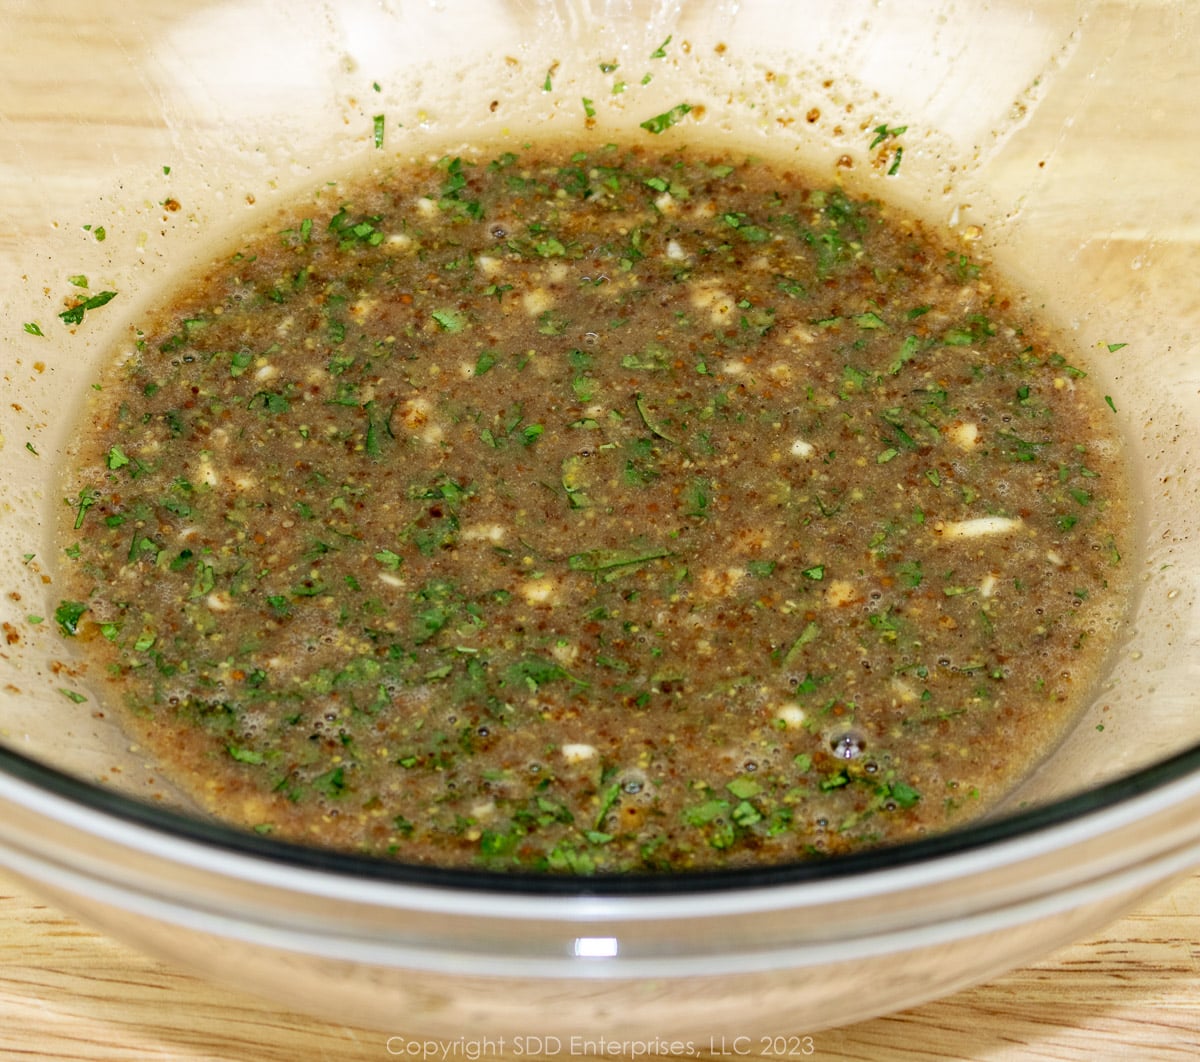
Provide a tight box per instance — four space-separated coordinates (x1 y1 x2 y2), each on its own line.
3 734 1200 898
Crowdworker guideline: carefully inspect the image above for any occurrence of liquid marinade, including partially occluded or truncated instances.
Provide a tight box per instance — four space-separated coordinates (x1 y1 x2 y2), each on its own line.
56 142 1131 872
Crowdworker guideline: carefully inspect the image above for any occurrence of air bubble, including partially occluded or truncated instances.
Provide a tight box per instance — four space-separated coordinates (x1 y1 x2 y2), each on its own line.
831 731 866 759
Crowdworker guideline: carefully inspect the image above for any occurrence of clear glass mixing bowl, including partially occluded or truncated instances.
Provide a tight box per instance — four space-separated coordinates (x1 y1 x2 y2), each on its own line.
1 0 1198 1037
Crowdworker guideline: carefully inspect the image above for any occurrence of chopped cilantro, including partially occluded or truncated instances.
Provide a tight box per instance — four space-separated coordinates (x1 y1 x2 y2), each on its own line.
639 103 692 135
55 599 88 636
312 765 348 798
227 745 265 765
869 123 908 150
726 776 761 799
432 308 467 332
884 781 921 808
59 290 117 326
569 546 672 572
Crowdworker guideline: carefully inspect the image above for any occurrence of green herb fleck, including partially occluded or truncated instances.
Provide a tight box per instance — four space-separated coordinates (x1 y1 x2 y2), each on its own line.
59 290 117 326
884 781 921 808
888 335 921 374
374 549 403 570
726 776 761 799
228 350 254 377
639 103 692 135
432 308 467 332
869 123 908 150
55 599 88 636
70 488 99 530
569 546 672 573
312 766 348 798
227 745 265 765
780 625 821 668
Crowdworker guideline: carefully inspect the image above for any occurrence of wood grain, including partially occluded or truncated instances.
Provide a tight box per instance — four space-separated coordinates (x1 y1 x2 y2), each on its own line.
0 870 1197 1061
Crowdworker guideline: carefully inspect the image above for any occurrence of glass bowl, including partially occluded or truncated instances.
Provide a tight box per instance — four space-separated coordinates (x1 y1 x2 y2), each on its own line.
1 0 1198 1037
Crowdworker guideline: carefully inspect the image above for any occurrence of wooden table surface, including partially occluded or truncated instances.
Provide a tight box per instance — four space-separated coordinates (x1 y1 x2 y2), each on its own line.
0 868 1197 1061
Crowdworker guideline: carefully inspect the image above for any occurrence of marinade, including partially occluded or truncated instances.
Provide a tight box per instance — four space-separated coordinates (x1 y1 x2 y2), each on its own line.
56 143 1131 872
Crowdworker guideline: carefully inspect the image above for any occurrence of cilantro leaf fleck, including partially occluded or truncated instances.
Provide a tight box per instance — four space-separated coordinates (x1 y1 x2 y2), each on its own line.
59 290 117 326
639 103 693 135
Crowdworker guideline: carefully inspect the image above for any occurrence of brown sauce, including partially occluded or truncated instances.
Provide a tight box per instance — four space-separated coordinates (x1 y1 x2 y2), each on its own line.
55 143 1131 872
